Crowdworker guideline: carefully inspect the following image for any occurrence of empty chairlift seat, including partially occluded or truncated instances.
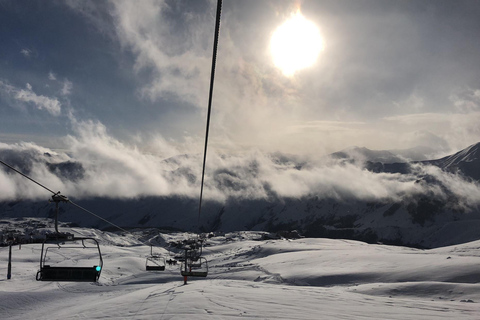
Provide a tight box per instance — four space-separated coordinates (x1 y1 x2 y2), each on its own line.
36 237 103 282
146 255 166 271
181 257 208 277
145 245 166 271
37 265 101 282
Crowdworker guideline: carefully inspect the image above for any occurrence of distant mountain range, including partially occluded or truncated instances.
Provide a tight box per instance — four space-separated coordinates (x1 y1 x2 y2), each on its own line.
1 142 480 248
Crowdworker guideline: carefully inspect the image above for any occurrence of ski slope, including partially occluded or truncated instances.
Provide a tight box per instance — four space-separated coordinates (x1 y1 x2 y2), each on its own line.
1 228 479 319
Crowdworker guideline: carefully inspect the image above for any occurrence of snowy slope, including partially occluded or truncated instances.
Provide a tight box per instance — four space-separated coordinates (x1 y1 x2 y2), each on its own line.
425 142 480 181
427 143 480 169
1 226 479 319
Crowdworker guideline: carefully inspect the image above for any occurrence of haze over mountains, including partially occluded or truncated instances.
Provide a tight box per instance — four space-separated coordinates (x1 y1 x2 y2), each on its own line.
1 142 480 249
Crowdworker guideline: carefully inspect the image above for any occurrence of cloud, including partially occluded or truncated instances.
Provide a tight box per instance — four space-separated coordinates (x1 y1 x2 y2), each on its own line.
0 81 62 116
402 131 450 154
65 0 116 39
1 118 479 213
14 84 62 116
20 48 33 57
61 79 73 96
37 0 476 161
109 0 214 107
0 141 70 200
392 93 425 113
48 72 57 81
419 164 480 211
384 112 480 154
0 169 17 200
450 88 480 113
106 1 303 131
54 116 204 199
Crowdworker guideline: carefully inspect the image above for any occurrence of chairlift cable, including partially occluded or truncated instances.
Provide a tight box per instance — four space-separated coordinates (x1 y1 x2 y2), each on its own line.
68 200 132 235
0 160 57 195
0 159 149 245
198 0 222 221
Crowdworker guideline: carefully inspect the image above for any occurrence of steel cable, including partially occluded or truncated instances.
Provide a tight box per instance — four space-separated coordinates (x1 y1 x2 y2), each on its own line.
198 0 223 221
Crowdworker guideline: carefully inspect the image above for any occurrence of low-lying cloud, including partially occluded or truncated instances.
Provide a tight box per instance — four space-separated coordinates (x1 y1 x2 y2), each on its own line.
1 119 479 214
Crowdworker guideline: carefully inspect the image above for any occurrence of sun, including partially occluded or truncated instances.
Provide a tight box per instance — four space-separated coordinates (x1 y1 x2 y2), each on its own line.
270 11 324 77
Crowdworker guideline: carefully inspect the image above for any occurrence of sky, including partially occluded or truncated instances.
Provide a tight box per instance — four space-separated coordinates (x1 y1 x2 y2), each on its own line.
2 0 480 205
1 0 480 157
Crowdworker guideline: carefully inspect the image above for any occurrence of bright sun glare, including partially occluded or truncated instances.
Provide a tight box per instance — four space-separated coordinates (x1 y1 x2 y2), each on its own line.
270 11 324 77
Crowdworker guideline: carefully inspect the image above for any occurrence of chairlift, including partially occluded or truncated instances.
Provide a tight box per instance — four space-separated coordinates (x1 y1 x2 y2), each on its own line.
169 237 203 262
181 0 221 283
145 246 165 271
181 256 208 278
0 161 108 283
36 235 103 282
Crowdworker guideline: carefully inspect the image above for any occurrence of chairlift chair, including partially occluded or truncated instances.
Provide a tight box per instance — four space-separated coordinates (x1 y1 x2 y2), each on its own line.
0 161 107 283
36 236 103 282
181 256 208 277
145 246 166 271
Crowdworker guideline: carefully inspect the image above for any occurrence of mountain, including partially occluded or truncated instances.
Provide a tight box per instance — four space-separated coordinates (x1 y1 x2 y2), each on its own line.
1 142 480 249
423 142 480 181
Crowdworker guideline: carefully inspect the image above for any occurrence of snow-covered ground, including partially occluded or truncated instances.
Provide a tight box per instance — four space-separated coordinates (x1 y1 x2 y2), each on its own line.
1 227 479 319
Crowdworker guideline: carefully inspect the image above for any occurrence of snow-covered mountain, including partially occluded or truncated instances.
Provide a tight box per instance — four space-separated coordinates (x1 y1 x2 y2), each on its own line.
1 143 480 249
424 142 480 181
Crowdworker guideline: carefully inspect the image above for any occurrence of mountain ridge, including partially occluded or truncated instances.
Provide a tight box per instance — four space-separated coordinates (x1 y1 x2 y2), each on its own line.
1 142 480 248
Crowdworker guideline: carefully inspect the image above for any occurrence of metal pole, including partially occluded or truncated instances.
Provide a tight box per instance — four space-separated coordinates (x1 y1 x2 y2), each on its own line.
7 243 12 280
55 201 59 234
184 248 188 285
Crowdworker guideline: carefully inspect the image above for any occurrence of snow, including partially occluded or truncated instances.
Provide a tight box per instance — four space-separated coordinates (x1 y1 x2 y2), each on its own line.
431 142 480 169
1 227 479 319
